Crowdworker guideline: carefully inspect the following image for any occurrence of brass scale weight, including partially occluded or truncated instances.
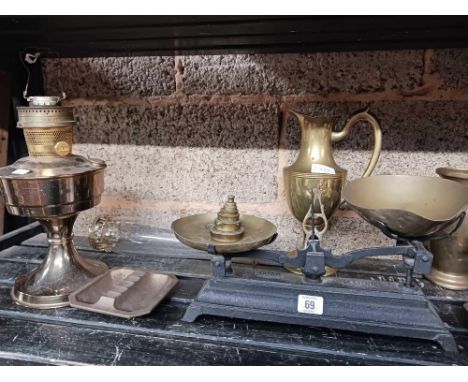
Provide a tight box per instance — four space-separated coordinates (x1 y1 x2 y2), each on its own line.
172 109 468 355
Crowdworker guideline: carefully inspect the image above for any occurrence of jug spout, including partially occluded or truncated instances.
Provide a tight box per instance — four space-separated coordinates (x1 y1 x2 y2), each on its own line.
288 109 332 127
288 110 306 124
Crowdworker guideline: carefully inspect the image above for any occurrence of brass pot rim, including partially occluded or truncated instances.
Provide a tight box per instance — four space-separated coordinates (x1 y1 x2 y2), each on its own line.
436 167 468 180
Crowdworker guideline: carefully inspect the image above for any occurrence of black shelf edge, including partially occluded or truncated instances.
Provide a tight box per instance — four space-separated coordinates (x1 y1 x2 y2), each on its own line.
1 16 468 58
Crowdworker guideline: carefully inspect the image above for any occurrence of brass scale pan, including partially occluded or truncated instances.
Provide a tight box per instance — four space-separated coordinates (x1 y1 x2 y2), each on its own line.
343 175 468 241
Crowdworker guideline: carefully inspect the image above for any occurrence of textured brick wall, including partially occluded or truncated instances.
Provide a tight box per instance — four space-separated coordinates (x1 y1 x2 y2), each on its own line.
42 49 468 253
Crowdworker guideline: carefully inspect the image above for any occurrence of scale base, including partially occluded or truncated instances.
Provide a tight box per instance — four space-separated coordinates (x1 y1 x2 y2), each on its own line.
183 276 458 355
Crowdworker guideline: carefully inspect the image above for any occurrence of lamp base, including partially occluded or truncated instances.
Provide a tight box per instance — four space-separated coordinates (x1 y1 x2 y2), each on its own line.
11 214 107 309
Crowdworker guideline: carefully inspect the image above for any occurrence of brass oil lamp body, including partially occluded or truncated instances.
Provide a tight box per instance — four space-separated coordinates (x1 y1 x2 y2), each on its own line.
0 96 107 308
284 110 382 233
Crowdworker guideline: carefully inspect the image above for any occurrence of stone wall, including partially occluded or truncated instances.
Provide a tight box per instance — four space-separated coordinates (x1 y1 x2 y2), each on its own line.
42 49 468 253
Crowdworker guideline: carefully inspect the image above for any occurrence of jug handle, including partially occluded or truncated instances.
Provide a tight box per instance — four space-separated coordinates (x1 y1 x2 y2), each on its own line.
331 110 382 177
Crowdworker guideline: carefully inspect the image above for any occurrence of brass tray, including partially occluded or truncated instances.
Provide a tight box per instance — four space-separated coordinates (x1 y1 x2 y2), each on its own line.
69 267 178 318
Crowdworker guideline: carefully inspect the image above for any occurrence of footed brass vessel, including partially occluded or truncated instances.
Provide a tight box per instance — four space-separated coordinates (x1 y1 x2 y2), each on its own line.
427 168 468 290
284 109 382 233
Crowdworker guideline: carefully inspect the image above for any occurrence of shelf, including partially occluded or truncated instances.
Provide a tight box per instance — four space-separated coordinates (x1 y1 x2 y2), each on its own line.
0 226 465 365
1 16 468 58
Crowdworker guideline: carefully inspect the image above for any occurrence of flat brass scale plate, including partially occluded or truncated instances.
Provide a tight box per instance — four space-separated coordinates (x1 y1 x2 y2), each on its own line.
172 213 277 254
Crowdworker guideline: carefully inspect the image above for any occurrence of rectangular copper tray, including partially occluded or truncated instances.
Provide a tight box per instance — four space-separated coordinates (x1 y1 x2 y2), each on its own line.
69 267 178 318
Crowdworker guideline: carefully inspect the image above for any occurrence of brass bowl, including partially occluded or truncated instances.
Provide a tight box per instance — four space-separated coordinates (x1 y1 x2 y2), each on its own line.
343 175 468 240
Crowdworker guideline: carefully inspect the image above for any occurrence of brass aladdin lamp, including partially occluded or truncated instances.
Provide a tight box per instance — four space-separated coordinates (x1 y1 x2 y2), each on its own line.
0 96 107 308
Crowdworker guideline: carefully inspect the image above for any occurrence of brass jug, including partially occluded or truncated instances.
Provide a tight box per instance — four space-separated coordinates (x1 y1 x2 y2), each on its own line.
427 167 468 290
284 110 382 232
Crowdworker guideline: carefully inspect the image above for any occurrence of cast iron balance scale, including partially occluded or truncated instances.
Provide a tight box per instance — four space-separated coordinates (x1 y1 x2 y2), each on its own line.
172 109 468 356
172 175 468 356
